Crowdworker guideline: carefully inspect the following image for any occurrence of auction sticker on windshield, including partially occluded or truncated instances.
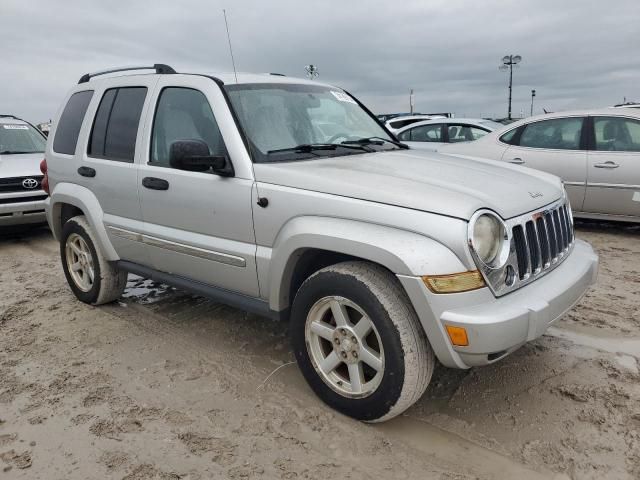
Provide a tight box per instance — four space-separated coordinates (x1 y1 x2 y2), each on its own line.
2 125 29 129
331 91 357 104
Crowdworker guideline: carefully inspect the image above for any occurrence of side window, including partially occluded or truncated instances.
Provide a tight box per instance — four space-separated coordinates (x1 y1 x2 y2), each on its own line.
53 90 94 155
397 129 411 141
406 124 442 142
88 87 147 162
448 125 489 143
594 117 640 152
150 87 227 167
519 117 584 150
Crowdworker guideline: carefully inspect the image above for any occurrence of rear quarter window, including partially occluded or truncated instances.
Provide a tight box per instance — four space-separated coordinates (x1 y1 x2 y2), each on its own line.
499 128 519 145
53 90 94 155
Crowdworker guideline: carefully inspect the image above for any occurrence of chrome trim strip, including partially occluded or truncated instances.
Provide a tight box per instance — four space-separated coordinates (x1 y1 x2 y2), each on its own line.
563 181 585 187
106 225 143 242
585 183 640 190
142 234 247 268
105 226 246 268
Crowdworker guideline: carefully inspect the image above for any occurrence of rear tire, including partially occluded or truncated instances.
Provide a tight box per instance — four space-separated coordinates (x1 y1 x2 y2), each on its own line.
291 261 434 422
60 215 126 305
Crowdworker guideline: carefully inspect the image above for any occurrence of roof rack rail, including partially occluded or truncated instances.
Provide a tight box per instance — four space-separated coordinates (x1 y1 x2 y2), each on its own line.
269 72 286 76
78 64 176 84
0 114 19 119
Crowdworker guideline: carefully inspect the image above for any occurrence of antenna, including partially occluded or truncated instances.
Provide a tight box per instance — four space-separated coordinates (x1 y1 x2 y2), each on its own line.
223 9 238 83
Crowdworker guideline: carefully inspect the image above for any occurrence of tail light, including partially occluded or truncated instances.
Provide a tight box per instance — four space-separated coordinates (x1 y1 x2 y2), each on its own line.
40 158 49 195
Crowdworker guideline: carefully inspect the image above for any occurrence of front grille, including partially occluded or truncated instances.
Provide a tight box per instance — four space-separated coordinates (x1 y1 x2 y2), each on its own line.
471 198 576 297
512 203 574 281
0 194 48 205
0 175 43 193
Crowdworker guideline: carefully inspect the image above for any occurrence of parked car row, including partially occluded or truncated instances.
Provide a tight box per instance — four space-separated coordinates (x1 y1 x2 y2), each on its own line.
440 109 640 222
36 64 598 422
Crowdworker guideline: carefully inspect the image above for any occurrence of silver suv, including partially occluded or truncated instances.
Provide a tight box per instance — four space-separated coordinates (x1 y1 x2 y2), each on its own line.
0 115 48 227
44 65 598 422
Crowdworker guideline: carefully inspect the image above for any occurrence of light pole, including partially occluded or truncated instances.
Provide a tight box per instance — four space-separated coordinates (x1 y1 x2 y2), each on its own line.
499 55 522 120
304 65 319 80
530 89 536 116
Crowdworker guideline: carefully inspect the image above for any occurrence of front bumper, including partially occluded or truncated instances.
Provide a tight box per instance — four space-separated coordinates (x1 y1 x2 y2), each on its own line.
398 239 598 368
0 196 48 226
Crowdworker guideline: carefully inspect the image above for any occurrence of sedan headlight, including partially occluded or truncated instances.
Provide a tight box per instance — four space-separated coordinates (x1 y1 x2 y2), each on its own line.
469 211 508 267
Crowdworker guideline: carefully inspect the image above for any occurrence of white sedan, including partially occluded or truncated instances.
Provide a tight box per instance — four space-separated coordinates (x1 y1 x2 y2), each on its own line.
396 118 503 151
439 109 640 222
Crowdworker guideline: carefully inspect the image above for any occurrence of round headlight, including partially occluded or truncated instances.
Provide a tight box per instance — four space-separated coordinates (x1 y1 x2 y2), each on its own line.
471 213 505 265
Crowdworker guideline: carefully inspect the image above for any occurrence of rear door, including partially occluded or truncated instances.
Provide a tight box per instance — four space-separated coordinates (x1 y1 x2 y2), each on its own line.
501 116 587 210
583 115 640 218
137 76 259 297
79 76 158 263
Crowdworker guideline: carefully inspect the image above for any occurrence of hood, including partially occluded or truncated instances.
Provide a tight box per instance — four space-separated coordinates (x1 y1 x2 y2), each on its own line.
0 152 43 178
253 149 563 220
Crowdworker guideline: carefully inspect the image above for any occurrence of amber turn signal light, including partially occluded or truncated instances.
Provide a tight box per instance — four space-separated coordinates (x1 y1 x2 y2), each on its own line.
422 270 485 294
445 325 469 347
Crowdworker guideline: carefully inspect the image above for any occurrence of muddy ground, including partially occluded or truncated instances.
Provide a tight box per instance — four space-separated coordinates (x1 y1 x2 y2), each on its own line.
1 221 639 479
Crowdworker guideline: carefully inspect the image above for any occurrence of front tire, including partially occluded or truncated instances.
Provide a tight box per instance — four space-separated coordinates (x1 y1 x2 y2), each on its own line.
291 261 434 422
60 215 126 305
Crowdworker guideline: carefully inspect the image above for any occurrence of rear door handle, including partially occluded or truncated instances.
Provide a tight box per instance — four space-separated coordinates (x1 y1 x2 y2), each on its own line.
509 158 525 165
142 177 169 190
77 166 96 177
594 161 620 169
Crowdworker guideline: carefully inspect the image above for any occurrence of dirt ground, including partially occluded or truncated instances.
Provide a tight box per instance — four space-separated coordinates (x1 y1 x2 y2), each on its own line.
1 221 639 480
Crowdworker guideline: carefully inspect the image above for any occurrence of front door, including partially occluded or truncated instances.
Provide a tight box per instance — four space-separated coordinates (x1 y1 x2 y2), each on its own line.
137 77 259 297
501 116 587 210
583 116 640 218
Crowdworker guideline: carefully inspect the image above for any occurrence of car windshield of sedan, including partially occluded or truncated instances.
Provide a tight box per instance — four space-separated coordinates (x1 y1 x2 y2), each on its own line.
0 123 46 154
225 83 396 162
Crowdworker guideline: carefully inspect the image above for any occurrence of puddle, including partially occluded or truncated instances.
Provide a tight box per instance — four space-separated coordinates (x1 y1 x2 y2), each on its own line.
122 274 174 304
377 415 568 480
546 327 640 373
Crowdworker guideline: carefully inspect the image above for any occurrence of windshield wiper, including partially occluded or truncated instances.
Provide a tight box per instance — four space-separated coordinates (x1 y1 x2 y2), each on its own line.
268 143 372 154
342 136 409 149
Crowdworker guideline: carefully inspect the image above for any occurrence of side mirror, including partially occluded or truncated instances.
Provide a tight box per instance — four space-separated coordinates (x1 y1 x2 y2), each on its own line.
169 139 234 177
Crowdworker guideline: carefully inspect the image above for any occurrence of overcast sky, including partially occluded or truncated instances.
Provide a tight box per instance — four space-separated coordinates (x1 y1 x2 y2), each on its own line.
2 0 639 123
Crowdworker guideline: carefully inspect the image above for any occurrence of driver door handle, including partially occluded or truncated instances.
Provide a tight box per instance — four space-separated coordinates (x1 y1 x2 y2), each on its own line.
509 158 525 165
594 161 620 169
142 177 169 190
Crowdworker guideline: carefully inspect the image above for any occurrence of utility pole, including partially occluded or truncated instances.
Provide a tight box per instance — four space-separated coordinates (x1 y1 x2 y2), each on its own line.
409 89 414 114
530 89 536 116
499 55 522 120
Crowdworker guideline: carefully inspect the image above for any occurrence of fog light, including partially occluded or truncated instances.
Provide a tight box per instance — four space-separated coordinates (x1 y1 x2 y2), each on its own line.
446 325 469 347
423 270 485 294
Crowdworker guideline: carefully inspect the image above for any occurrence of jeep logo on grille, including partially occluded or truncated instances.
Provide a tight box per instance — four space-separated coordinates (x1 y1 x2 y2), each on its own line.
22 178 39 189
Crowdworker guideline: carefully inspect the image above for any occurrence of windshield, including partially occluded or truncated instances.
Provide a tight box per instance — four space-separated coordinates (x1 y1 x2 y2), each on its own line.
0 123 46 154
225 83 395 162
